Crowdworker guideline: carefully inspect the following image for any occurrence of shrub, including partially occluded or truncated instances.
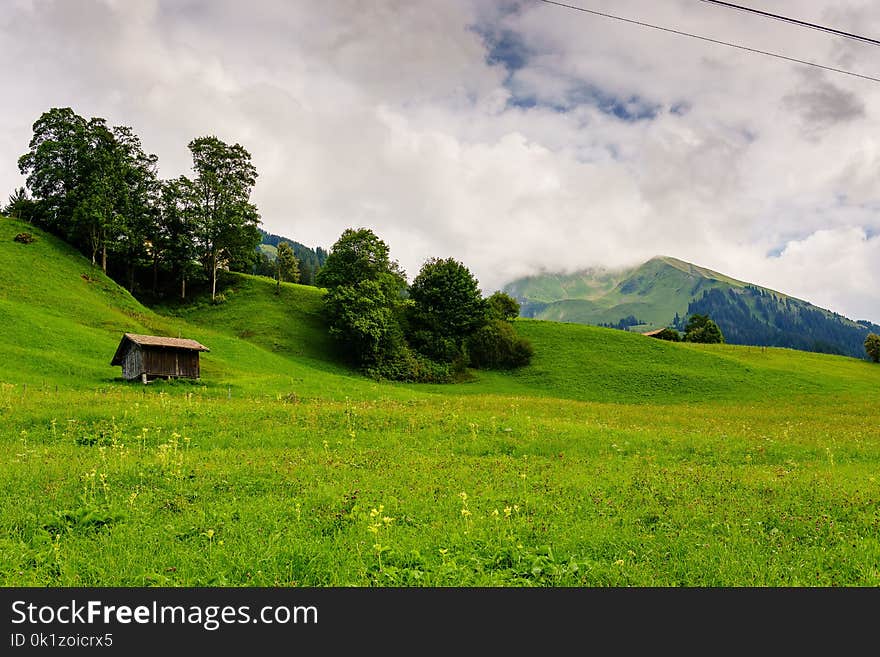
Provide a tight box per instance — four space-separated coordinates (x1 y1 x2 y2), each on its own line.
651 328 682 342
407 329 462 364
14 232 35 244
486 291 521 322
466 319 534 369
364 344 453 383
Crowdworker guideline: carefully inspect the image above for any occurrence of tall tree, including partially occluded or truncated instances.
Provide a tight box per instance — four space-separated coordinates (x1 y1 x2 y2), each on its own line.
17 107 89 236
70 117 123 271
275 241 299 292
866 333 880 363
315 227 406 290
407 257 487 362
158 177 199 300
18 109 156 276
299 259 314 286
187 136 262 300
318 228 408 368
109 125 160 290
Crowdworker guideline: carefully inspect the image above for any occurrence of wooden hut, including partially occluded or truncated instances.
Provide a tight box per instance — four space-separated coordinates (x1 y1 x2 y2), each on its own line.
111 333 210 383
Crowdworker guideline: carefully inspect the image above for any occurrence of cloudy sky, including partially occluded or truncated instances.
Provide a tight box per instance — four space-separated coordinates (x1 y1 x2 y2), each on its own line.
2 0 880 321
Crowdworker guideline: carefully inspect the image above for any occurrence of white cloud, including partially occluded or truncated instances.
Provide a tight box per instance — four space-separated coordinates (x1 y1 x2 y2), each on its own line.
1 0 879 321
735 227 880 322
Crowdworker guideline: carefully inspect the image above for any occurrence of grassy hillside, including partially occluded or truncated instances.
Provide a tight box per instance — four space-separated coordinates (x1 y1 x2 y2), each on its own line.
0 218 160 385
0 217 394 400
5 216 874 405
2 215 880 587
460 319 877 403
156 273 342 374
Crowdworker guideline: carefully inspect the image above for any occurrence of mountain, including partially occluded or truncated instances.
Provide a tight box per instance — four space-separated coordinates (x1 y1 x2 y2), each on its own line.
503 256 880 359
256 228 328 285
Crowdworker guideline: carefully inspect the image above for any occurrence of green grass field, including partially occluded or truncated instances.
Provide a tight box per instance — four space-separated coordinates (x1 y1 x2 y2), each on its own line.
2 216 879 586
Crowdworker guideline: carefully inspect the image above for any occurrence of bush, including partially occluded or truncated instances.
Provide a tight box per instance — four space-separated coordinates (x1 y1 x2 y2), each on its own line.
363 344 453 383
650 328 681 342
210 293 227 305
407 328 463 364
13 232 35 244
466 319 534 369
486 291 521 322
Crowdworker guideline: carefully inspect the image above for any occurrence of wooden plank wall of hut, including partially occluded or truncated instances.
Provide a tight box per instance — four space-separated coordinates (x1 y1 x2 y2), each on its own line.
143 348 200 379
122 345 144 381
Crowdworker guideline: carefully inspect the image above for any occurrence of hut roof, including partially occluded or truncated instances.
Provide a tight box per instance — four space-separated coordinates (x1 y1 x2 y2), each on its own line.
111 333 210 365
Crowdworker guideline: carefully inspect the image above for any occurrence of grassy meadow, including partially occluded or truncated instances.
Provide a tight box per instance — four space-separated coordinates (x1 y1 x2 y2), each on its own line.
1 216 879 586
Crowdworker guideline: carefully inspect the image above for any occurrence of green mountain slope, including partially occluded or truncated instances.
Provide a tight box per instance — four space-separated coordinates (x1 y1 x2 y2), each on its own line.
504 256 880 359
256 228 327 285
505 257 741 327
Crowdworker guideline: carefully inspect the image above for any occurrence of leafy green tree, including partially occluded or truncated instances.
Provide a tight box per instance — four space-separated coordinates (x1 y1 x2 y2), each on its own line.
407 257 487 362
17 107 89 236
70 117 123 271
486 291 521 322
18 109 160 281
252 251 276 279
186 136 262 300
317 228 533 378
323 279 405 366
157 177 199 300
317 228 408 371
315 227 406 290
17 108 124 270
275 241 300 292
4 187 40 222
299 259 314 286
683 314 724 344
109 124 160 290
865 333 880 363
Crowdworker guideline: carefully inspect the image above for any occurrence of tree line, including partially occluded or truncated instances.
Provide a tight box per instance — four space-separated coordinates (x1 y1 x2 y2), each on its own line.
687 286 879 358
8 107 264 301
252 229 327 286
646 314 724 344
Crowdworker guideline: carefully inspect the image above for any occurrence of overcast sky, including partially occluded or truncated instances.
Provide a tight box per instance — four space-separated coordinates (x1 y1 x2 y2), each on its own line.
2 0 880 321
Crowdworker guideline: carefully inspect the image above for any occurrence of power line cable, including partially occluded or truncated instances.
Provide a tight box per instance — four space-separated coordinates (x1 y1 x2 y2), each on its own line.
697 0 880 48
536 0 880 84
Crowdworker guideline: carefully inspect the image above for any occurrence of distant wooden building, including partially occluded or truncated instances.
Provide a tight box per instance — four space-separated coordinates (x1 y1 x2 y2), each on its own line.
111 333 210 383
